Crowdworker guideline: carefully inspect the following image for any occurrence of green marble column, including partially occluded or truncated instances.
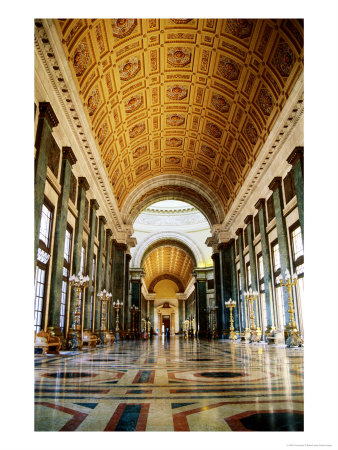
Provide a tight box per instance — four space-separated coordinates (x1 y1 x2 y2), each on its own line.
195 271 207 337
269 177 292 326
178 300 183 332
218 242 233 337
124 254 132 330
105 229 112 290
229 240 240 331
48 147 77 329
255 199 275 329
287 147 304 243
94 216 106 332
212 252 222 336
34 102 59 261
244 215 260 329
113 243 127 330
236 228 248 330
130 278 141 333
150 300 154 329
109 241 116 332
84 199 99 330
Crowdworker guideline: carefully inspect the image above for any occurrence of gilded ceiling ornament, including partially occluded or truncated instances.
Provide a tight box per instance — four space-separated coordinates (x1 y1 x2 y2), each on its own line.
244 121 258 145
224 19 253 38
170 19 192 24
217 55 241 82
205 121 223 139
167 47 192 67
272 42 295 77
258 87 273 116
166 114 185 127
222 183 230 199
129 122 145 138
135 163 149 176
228 167 237 185
119 57 141 81
211 93 231 114
166 85 188 100
87 87 100 116
197 162 211 176
234 146 247 167
111 19 137 38
133 145 147 159
166 137 183 147
73 42 90 77
97 122 108 145
111 168 120 185
200 144 216 159
125 94 144 114
165 156 181 165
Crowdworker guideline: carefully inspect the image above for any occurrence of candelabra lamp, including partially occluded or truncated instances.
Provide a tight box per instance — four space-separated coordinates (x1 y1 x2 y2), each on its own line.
225 299 238 340
277 269 303 347
188 315 195 338
130 305 140 338
112 299 123 340
183 319 189 338
244 288 262 343
97 289 114 345
141 316 150 337
68 272 89 350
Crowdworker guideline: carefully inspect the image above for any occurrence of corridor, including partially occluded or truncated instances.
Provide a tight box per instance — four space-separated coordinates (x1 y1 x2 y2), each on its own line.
34 337 304 432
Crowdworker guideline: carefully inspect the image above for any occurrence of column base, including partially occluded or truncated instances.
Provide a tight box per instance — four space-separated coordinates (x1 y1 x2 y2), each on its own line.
286 329 303 347
250 328 262 343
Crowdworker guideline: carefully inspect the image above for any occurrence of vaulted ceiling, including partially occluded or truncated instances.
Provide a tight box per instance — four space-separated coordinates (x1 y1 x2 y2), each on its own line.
55 19 304 220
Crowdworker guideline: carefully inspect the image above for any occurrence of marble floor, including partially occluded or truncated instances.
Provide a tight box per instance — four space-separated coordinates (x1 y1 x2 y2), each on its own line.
34 336 304 432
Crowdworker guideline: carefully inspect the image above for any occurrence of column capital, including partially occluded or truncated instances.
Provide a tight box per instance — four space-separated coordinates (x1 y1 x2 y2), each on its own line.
130 268 145 280
287 146 304 166
235 228 243 236
38 102 59 129
115 242 128 251
218 239 234 250
99 215 107 225
90 199 99 210
106 228 113 237
244 215 253 225
78 177 90 191
255 198 266 210
268 176 282 192
62 147 77 166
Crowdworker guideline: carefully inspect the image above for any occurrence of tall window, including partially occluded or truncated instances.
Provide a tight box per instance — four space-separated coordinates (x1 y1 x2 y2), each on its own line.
290 223 304 329
271 241 285 329
257 254 267 330
60 226 72 332
246 263 251 288
34 202 53 333
78 244 87 326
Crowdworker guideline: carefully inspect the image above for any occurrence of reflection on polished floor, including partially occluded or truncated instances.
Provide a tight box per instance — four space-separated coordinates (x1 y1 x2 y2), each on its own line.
34 337 304 432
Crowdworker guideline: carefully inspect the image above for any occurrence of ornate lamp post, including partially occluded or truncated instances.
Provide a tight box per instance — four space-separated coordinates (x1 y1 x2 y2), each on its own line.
277 269 303 347
68 272 89 350
97 289 114 345
112 299 123 340
225 298 238 340
188 315 195 337
244 288 261 342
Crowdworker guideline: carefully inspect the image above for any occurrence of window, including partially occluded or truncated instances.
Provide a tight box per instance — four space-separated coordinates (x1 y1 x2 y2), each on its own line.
244 228 248 248
291 226 304 262
90 255 96 329
283 170 296 204
289 223 304 332
246 263 251 288
272 242 281 273
34 201 53 333
271 241 284 329
257 254 267 330
254 214 260 237
267 195 275 223
60 226 72 332
80 245 86 274
258 255 264 280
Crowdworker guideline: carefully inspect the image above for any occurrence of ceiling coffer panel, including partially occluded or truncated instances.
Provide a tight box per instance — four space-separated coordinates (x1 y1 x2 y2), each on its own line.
55 19 303 214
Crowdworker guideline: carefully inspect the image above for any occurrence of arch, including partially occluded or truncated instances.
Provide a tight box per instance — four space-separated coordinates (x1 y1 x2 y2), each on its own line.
148 274 184 293
131 231 203 268
121 174 225 226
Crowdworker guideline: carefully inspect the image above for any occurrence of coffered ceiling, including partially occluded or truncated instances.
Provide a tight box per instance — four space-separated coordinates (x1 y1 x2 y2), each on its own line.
55 18 303 219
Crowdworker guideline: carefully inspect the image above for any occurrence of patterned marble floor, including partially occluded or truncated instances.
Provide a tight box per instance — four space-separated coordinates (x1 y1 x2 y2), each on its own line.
34 336 304 432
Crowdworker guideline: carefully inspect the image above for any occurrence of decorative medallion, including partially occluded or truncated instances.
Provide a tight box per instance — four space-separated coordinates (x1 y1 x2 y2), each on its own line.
205 121 223 139
87 87 100 116
73 42 90 77
258 87 273 116
217 55 241 82
170 19 192 24
97 122 108 145
129 122 145 139
166 137 183 147
166 113 185 127
211 93 231 114
111 19 137 38
133 145 147 159
224 19 253 39
135 163 149 176
119 57 141 81
244 121 258 145
124 94 144 114
200 144 216 159
166 85 188 100
165 156 181 165
197 162 211 176
234 146 247 167
167 47 192 67
228 167 237 185
272 42 295 77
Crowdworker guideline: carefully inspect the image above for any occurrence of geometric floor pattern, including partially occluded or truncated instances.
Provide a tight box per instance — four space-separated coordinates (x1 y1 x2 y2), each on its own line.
34 337 304 431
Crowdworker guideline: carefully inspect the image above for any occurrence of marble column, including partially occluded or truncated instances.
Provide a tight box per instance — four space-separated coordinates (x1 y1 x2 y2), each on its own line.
236 228 248 330
105 229 112 290
84 199 99 331
178 299 184 332
255 199 275 329
194 271 207 337
269 177 292 325
124 254 132 330
229 239 240 331
130 272 141 332
34 102 59 260
150 300 154 330
48 147 77 329
94 216 106 332
109 241 116 332
244 215 260 329
113 243 127 330
218 242 233 337
287 147 304 243
69 177 90 332
211 252 222 336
